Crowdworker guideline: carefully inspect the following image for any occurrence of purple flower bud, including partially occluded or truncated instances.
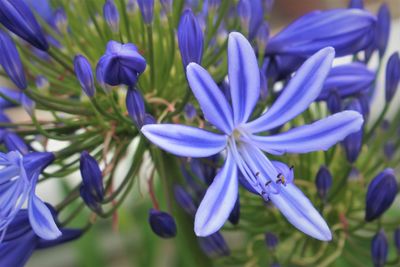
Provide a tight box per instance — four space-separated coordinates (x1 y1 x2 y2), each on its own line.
0 30 27 90
394 228 400 253
35 75 49 90
184 103 197 121
342 100 363 163
198 232 230 258
74 55 95 97
385 52 400 103
103 0 119 33
0 0 49 51
318 63 375 101
237 0 251 32
256 22 270 52
265 232 279 249
137 0 154 24
20 93 35 116
178 9 204 68
326 90 341 114
376 4 390 58
174 185 197 216
315 166 333 200
52 8 68 33
237 0 263 40
259 69 268 100
228 195 240 225
126 88 146 128
160 0 173 14
96 41 146 86
3 131 29 154
80 151 104 212
365 168 397 222
266 9 376 57
348 0 363 9
126 0 137 14
371 230 388 267
148 209 177 238
384 141 395 160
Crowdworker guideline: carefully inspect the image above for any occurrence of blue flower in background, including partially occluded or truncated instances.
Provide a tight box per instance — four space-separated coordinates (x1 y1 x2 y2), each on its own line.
0 207 82 267
142 32 364 240
0 151 61 241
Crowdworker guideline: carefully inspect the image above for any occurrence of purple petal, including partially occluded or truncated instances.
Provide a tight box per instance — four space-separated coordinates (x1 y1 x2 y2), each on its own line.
195 152 238 236
28 194 61 240
228 32 260 125
245 47 335 133
269 183 332 241
251 110 363 154
141 124 227 157
186 63 234 134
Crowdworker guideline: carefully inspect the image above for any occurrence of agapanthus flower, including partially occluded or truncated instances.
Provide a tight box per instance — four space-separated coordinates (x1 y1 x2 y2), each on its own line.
0 150 61 241
266 9 376 57
315 166 333 200
142 32 363 240
342 99 364 163
0 0 49 51
96 41 147 86
74 55 96 97
237 0 263 40
103 0 120 33
0 207 82 267
371 230 388 267
385 52 400 103
376 3 390 58
148 209 177 238
137 0 154 24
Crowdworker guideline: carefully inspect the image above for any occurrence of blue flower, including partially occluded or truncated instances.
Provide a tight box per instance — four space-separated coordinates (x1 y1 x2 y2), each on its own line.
376 3 390 58
142 32 364 240
0 207 82 267
137 0 154 24
1 130 29 155
266 9 376 57
74 55 96 97
0 151 61 241
96 41 147 86
385 52 400 103
148 209 177 238
0 30 27 90
365 168 398 222
0 0 49 51
315 166 333 200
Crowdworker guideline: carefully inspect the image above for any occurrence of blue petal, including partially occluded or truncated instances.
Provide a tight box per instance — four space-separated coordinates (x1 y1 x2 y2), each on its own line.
269 183 332 241
186 63 234 134
141 124 227 157
28 193 61 240
251 111 363 154
245 47 335 133
195 152 238 236
228 32 260 125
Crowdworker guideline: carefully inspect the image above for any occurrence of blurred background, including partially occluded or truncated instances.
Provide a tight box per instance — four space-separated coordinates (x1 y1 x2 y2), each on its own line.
6 0 396 266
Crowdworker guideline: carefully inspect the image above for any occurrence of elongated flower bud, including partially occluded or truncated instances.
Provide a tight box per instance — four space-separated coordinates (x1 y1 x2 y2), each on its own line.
126 88 146 128
237 0 263 40
384 141 395 160
74 55 95 97
80 151 104 212
0 30 27 90
103 0 119 33
266 9 376 57
148 209 177 238
198 232 230 258
365 169 397 222
265 232 278 249
326 90 341 114
376 4 390 58
348 0 363 9
96 41 146 86
371 230 388 267
256 22 270 53
174 185 197 216
315 166 333 200
394 228 400 253
137 0 154 24
53 8 68 34
342 100 363 163
318 63 375 101
178 9 204 68
0 0 49 51
385 52 400 103
20 93 35 116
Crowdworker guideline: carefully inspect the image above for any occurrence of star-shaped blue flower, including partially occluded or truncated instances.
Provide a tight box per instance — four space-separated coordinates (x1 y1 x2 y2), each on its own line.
141 32 363 241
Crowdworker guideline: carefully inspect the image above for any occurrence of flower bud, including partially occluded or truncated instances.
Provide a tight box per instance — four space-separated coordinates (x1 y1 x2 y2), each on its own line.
376 4 390 58
137 0 154 24
348 0 363 9
178 9 204 68
35 75 49 90
53 8 68 34
365 168 397 222
126 0 136 14
184 103 197 122
0 30 27 90
342 99 363 163
148 209 177 238
394 228 400 253
20 93 35 116
315 166 333 200
384 141 395 160
260 69 268 100
265 232 279 249
256 22 270 54
266 9 376 57
385 52 400 103
0 0 49 51
371 230 388 267
239 0 263 40
160 0 173 14
80 151 104 212
326 90 341 114
74 55 95 97
103 0 119 33
174 185 197 216
198 232 230 258
96 41 146 86
126 88 146 129
237 0 251 35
